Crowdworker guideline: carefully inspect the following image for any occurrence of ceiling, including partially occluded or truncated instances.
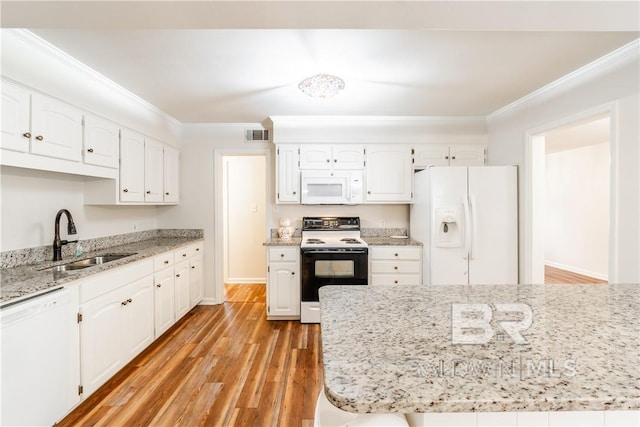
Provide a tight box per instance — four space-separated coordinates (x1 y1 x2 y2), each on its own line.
2 1 639 124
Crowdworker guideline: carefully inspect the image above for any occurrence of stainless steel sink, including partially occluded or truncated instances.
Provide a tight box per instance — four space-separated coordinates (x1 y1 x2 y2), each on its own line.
40 253 137 272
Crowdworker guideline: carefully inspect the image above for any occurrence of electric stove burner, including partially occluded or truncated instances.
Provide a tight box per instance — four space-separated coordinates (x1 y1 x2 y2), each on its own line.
340 238 361 244
305 238 325 244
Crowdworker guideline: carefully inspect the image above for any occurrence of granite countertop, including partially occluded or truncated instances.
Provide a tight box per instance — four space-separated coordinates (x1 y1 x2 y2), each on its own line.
1 236 203 305
319 284 640 414
263 237 422 247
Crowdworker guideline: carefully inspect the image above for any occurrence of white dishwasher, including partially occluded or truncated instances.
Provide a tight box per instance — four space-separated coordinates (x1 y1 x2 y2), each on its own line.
1 287 78 426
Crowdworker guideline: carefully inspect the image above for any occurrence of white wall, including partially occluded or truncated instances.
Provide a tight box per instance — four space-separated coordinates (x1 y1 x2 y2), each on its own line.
224 156 267 283
0 166 159 251
545 142 609 279
487 41 639 283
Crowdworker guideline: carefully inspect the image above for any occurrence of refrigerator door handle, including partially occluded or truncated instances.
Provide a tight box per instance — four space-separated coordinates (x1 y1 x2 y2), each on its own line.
462 195 471 260
470 195 478 260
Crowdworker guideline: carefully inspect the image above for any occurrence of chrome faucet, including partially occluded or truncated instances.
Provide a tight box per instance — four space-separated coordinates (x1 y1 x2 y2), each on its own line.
53 209 78 261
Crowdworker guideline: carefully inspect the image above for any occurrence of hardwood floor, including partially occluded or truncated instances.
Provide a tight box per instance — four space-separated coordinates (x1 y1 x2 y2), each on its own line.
59 284 323 427
545 265 607 284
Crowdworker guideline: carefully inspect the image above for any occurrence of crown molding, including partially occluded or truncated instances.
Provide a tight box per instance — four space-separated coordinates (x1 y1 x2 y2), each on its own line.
8 29 182 129
487 38 640 121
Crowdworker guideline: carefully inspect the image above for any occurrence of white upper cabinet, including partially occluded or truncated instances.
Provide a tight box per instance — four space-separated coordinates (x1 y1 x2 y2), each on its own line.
83 114 119 169
365 144 413 203
449 145 486 166
276 144 300 203
1 80 30 153
119 129 146 202
163 145 180 203
144 138 164 203
299 144 365 170
413 144 486 168
30 93 83 162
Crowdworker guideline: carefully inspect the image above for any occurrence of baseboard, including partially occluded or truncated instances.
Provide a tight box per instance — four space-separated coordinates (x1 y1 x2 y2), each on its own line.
198 297 221 306
226 277 266 284
544 260 608 281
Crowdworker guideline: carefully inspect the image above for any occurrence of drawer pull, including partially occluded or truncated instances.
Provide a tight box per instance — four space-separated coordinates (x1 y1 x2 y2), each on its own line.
164 260 169 264
291 272 295 275
280 253 285 258
22 132 31 138
191 266 195 269
176 274 181 278
394 266 398 270
182 253 187 257
87 148 94 153
395 253 399 257
123 189 129 193
394 280 398 284
35 135 44 141
156 284 162 288
196 248 200 251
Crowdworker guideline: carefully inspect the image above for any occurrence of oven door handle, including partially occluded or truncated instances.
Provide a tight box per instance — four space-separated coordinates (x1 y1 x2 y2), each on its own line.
302 249 368 254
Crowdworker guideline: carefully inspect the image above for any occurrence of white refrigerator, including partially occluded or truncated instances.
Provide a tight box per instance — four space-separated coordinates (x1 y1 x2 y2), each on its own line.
410 166 518 285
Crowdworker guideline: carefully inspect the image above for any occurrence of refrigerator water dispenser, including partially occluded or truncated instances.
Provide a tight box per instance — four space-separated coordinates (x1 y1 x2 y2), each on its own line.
434 207 462 247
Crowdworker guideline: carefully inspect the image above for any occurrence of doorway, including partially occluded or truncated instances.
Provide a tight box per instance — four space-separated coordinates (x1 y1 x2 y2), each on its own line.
527 109 615 284
220 154 268 302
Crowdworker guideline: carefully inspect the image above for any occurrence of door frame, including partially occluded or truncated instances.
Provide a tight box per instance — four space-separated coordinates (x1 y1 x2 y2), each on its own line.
213 147 272 303
523 101 618 283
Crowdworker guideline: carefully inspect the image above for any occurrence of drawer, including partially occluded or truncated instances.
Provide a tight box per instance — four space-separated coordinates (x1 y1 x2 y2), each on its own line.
154 252 174 270
188 242 203 258
80 258 154 303
269 247 298 262
174 247 190 261
371 274 422 286
371 246 421 261
371 260 420 274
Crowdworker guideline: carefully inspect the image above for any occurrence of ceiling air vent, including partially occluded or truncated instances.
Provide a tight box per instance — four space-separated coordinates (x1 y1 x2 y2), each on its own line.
245 129 270 143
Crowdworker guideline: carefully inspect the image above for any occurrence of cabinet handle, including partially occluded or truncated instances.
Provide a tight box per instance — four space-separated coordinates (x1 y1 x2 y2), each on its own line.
176 274 181 278
22 132 31 138
165 192 170 195
394 280 398 284
123 189 129 193
452 156 456 160
146 190 151 194
293 191 296 195
445 156 449 160
157 284 162 288
395 253 399 257
121 300 129 306
196 248 200 251
291 272 295 275
367 191 371 194
280 253 284 258
182 253 187 257
394 266 398 270
334 159 337 163
164 260 169 264
35 135 44 141
87 148 94 153
191 266 195 269
326 159 330 163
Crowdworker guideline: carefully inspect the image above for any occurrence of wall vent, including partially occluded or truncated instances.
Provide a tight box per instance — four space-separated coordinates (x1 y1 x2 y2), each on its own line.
245 129 270 143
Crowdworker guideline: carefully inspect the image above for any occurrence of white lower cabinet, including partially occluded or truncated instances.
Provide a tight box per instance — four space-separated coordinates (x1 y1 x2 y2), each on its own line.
189 246 204 308
79 261 154 398
266 247 300 319
174 259 191 320
370 246 422 286
154 265 175 337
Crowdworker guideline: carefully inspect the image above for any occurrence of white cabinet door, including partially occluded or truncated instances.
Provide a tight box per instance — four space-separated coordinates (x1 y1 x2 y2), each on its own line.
122 276 154 362
144 139 164 203
83 114 119 168
333 145 365 169
80 285 128 397
449 145 486 166
413 144 450 168
268 263 300 316
1 80 30 152
276 144 300 203
174 260 191 320
189 253 204 308
120 129 145 202
365 145 413 203
163 145 180 203
299 145 332 170
154 266 175 337
30 93 83 161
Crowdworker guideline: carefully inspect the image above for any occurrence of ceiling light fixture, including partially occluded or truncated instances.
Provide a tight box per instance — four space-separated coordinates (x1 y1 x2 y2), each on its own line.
298 73 345 98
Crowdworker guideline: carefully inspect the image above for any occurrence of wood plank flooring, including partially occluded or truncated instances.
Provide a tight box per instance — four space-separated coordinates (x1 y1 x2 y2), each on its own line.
58 284 323 427
545 265 607 284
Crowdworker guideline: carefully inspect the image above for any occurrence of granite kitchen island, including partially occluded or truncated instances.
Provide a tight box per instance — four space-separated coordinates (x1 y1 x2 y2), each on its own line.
318 284 640 426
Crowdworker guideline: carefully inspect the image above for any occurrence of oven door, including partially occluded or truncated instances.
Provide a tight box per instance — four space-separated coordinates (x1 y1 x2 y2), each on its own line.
301 248 368 302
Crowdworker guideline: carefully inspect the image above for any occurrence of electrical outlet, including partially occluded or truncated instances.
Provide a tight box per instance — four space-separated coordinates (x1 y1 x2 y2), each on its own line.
379 220 386 228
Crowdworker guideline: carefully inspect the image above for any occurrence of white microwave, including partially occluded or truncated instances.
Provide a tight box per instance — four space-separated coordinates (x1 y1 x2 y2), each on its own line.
300 170 363 205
